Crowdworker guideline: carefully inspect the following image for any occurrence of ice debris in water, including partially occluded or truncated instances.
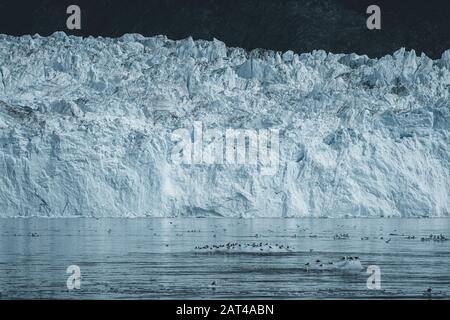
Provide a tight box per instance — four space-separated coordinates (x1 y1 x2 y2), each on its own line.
0 32 450 217
304 256 363 272
420 234 449 242
333 233 350 240
194 242 294 253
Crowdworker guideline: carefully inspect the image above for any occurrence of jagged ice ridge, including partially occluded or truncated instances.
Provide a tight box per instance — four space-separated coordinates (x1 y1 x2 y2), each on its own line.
1 32 450 217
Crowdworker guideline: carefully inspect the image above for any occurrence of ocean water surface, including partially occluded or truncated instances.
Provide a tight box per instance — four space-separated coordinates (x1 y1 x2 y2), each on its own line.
0 218 449 299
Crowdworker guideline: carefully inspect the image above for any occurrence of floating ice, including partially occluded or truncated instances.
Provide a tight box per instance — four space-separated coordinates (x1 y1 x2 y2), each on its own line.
194 242 294 253
0 32 449 217
305 257 363 272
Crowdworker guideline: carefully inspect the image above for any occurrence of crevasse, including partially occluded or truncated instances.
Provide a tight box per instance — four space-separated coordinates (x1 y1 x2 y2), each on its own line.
0 32 449 217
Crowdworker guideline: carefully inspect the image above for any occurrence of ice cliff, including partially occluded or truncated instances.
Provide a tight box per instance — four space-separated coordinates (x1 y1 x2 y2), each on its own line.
1 32 449 217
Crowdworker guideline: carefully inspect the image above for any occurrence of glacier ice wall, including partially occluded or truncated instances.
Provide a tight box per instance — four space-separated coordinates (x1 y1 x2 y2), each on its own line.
0 32 449 217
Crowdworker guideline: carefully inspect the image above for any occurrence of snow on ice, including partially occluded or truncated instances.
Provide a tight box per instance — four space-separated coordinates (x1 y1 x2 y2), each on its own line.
0 32 449 217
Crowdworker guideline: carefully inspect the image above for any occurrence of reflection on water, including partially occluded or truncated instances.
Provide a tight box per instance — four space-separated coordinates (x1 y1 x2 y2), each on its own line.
0 218 449 299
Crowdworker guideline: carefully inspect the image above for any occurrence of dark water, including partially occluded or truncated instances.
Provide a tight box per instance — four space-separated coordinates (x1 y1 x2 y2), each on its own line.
0 218 449 299
2 0 450 59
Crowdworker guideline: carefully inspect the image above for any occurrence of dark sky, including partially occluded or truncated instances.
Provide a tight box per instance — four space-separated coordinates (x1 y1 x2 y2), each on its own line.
0 0 449 58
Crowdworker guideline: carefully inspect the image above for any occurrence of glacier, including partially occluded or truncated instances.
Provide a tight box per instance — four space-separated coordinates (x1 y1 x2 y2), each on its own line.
0 32 449 217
